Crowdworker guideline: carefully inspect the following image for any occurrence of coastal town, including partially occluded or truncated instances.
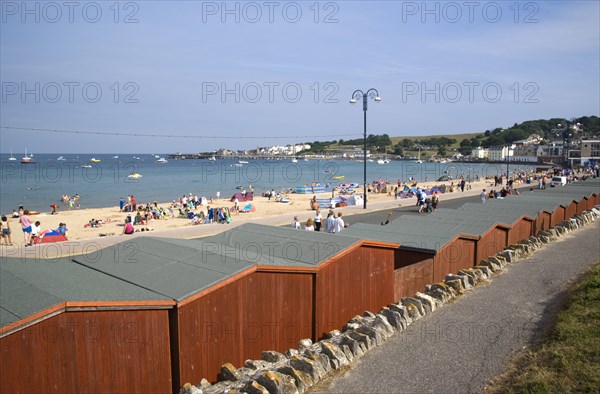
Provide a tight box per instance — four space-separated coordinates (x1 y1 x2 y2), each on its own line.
169 117 600 168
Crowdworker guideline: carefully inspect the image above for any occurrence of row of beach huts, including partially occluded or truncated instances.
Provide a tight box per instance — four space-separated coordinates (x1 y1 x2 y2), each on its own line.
1 179 599 393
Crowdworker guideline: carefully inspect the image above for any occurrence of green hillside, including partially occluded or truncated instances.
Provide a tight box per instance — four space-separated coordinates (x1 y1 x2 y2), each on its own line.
390 132 482 150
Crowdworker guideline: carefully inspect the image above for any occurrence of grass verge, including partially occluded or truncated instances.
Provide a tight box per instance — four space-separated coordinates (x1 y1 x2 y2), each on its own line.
486 262 600 393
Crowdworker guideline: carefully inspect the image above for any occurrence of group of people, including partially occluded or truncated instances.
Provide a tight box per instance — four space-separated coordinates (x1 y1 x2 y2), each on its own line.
292 209 346 233
61 194 80 209
1 207 68 246
189 206 233 225
415 187 440 213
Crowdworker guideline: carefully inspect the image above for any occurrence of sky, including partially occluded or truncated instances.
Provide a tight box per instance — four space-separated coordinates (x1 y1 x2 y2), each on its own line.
1 0 599 153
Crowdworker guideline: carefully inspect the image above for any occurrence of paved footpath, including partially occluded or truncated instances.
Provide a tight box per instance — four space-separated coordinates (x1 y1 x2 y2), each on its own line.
315 221 600 394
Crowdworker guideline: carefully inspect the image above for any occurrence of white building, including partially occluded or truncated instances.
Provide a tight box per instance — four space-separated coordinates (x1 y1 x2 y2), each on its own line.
471 147 489 159
488 145 514 161
579 140 600 165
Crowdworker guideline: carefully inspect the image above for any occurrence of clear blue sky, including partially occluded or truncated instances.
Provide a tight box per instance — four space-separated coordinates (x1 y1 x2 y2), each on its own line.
1 0 598 153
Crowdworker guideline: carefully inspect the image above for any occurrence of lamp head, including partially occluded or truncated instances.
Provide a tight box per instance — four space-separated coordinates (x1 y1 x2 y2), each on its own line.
374 96 382 102
349 99 357 104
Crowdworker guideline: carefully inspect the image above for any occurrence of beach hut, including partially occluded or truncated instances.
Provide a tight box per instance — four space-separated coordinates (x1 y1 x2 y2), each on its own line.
343 222 479 298
0 258 174 394
71 227 397 386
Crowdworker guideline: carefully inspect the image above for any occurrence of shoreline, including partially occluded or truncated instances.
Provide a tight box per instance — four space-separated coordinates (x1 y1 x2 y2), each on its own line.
0 176 541 258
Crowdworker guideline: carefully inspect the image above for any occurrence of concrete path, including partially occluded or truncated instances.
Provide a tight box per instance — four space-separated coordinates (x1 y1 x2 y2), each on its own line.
314 221 600 394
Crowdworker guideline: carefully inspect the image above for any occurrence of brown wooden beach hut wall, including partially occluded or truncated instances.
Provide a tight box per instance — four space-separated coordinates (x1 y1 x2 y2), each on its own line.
71 236 307 386
71 226 397 387
313 242 396 337
0 258 174 394
343 223 478 298
197 225 397 355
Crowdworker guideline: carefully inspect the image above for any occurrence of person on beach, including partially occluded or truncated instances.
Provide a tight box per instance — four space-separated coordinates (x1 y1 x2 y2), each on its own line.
480 189 487 203
131 196 137 212
123 221 134 235
314 209 322 232
1 216 13 246
292 216 301 229
431 193 439 211
31 221 41 241
119 197 125 211
57 223 68 237
50 203 58 215
19 210 32 246
11 210 19 218
333 212 345 233
326 211 335 233
305 218 315 231
310 196 318 210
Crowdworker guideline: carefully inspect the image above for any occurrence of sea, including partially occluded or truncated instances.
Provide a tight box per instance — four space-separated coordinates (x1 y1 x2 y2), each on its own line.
0 153 538 213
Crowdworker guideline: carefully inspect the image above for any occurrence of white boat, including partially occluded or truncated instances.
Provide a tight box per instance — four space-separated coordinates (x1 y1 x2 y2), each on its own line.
414 147 423 164
57 156 66 161
81 164 92 168
208 156 216 161
303 159 308 162
368 159 374 163
113 155 119 159
377 159 389 165
154 154 160 158
90 158 101 163
238 160 249 164
21 149 33 164
9 149 17 161
234 163 243 167
291 159 298 163
127 173 143 179
156 157 168 163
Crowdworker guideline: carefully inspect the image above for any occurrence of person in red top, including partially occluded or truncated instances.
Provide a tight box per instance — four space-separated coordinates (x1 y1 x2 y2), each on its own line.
131 196 137 212
19 210 32 246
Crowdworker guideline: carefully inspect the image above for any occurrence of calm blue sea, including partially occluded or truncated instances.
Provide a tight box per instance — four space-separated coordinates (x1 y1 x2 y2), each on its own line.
0 153 536 213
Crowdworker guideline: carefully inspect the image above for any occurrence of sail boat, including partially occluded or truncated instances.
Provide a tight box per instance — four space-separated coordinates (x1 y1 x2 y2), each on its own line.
9 149 17 161
414 147 423 164
21 149 34 164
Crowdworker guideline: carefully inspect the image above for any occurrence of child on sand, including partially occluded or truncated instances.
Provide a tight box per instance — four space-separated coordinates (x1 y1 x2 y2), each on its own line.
1 216 13 246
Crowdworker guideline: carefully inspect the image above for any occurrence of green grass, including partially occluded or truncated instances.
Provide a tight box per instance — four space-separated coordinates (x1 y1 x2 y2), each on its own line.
486 262 600 393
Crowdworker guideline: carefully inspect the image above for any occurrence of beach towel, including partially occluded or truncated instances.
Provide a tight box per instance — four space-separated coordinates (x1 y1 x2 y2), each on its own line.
240 203 255 213
32 229 68 244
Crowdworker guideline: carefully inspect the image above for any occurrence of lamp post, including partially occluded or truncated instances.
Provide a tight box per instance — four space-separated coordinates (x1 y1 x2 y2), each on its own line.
557 118 581 167
350 89 381 209
506 144 510 187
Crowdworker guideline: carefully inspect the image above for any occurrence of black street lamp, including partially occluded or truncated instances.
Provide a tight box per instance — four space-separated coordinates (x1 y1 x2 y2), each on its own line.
506 144 510 187
557 118 581 167
350 88 381 209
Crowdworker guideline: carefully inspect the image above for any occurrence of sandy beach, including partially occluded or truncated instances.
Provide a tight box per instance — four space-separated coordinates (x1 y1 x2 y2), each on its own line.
0 173 552 258
0 175 524 245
